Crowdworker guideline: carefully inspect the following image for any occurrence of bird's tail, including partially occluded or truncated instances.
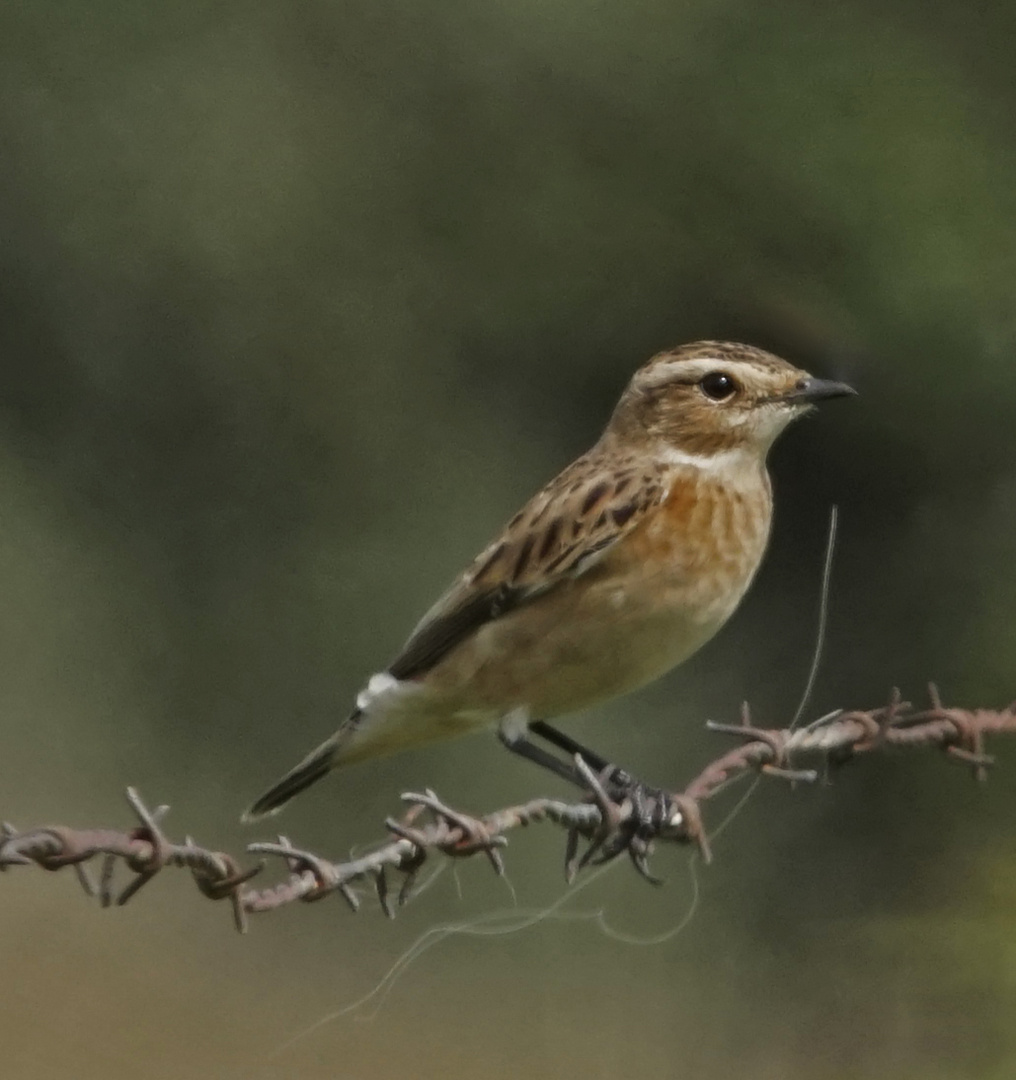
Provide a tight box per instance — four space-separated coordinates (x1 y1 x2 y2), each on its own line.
241 713 359 822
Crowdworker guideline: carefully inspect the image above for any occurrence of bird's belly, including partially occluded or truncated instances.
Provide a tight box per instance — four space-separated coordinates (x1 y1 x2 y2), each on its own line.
524 600 718 715
427 562 752 720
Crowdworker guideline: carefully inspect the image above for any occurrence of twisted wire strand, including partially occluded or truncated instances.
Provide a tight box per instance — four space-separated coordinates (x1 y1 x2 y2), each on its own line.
2 688 1013 932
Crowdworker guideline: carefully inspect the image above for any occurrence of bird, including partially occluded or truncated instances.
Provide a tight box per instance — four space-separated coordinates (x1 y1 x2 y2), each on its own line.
243 341 854 820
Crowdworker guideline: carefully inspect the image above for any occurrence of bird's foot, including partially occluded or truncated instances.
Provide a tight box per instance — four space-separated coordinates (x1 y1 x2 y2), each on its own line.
497 716 691 882
566 754 683 884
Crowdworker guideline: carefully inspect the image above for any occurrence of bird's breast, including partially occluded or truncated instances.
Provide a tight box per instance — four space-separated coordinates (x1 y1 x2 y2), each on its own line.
626 466 773 626
556 467 773 698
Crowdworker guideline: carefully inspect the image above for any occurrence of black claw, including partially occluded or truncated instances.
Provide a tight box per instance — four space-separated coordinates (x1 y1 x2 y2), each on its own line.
375 868 396 919
99 852 117 907
564 828 580 884
628 842 664 886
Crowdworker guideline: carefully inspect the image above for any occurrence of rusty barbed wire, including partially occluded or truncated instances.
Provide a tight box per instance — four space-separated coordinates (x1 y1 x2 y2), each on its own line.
2 686 1014 932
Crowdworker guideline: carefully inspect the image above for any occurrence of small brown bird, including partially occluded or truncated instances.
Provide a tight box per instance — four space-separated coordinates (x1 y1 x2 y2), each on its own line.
244 341 854 820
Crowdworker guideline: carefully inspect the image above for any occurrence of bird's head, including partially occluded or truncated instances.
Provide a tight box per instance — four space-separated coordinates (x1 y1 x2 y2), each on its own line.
606 340 855 461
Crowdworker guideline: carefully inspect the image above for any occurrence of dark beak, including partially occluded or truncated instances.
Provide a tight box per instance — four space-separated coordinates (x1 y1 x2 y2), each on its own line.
784 376 857 405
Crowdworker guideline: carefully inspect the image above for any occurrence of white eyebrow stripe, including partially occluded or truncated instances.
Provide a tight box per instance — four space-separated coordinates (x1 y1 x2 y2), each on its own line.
640 357 773 391
643 358 726 385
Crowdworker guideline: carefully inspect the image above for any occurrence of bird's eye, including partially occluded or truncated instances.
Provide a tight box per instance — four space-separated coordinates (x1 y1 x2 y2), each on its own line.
699 372 738 400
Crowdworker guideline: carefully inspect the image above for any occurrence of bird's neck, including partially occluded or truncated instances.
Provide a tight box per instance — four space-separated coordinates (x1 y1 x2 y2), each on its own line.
598 426 767 486
652 441 765 479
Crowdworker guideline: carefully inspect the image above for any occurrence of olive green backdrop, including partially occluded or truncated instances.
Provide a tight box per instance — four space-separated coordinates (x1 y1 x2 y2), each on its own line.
3 2 1016 1078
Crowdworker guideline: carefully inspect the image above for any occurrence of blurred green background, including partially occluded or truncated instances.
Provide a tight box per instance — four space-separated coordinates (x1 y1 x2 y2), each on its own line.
3 2 1016 1078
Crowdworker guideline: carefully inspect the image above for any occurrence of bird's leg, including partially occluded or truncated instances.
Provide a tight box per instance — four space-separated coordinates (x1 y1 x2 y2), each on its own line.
505 717 668 836
496 710 588 786
499 711 622 785
526 720 614 774
529 721 660 811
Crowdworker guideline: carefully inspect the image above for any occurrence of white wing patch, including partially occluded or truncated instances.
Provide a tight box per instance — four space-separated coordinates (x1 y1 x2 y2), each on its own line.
355 671 404 712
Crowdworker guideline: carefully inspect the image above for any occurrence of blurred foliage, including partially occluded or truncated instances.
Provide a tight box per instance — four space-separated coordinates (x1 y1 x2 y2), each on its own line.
2 1 1016 1077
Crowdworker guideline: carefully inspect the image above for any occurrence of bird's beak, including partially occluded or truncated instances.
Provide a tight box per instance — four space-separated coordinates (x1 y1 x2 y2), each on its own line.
783 377 857 405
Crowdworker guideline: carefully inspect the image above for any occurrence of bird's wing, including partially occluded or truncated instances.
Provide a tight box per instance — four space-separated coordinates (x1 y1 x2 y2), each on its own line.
387 452 668 681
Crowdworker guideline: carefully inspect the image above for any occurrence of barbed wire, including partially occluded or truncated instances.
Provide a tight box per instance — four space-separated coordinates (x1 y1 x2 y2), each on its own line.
2 686 1013 932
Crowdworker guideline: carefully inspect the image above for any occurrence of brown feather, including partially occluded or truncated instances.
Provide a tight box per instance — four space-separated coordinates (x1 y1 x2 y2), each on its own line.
385 449 668 681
